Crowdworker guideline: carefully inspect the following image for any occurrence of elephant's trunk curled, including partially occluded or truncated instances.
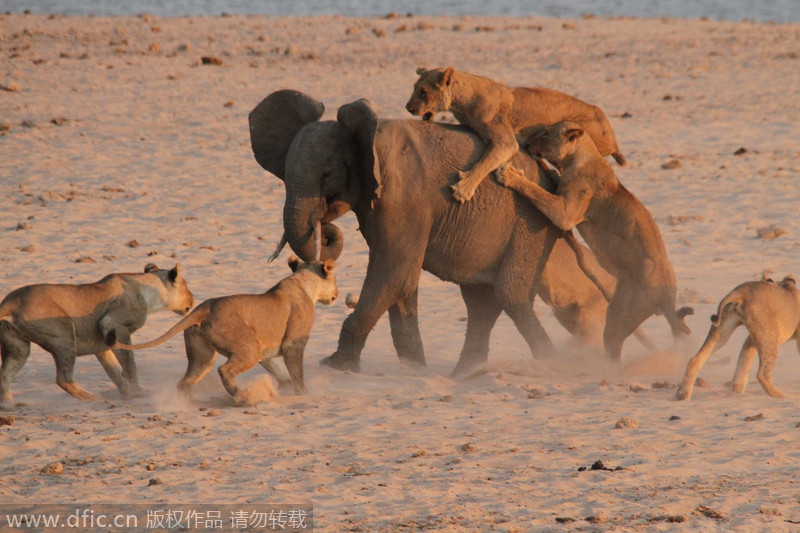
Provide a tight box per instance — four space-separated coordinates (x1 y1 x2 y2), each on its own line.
283 203 344 262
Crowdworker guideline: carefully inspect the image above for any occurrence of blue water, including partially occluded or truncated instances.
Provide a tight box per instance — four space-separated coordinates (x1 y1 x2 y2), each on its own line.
2 0 798 23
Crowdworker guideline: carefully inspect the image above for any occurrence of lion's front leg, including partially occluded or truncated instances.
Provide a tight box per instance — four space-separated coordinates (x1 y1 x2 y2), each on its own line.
111 330 143 395
452 128 518 203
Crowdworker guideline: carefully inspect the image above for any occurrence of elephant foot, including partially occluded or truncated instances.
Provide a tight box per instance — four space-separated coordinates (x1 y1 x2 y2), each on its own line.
449 359 488 380
398 356 428 374
320 353 361 373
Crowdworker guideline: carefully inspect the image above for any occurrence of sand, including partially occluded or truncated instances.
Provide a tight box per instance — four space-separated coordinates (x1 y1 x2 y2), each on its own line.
1 11 800 532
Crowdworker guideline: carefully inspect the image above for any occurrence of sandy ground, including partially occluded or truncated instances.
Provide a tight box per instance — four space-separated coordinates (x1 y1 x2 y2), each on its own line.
2 12 800 532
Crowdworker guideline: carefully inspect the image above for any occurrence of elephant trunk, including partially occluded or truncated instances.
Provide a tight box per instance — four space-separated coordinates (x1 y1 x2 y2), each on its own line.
284 201 344 262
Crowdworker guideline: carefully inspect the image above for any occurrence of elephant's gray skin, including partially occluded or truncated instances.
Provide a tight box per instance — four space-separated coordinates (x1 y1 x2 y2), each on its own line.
250 90 588 376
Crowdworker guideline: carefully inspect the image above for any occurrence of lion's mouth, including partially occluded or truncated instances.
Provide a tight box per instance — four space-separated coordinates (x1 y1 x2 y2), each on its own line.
422 112 433 121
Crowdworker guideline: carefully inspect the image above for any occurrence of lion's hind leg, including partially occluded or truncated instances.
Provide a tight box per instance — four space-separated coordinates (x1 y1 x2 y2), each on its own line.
177 326 217 396
603 283 653 361
675 312 740 400
0 324 31 403
217 338 262 399
730 336 757 394
52 349 99 401
752 336 786 398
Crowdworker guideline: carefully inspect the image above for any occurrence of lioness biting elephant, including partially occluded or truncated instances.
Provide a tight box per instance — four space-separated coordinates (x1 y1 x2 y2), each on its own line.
405 66 625 203
0 264 193 402
107 256 337 401
676 275 800 400
497 121 692 360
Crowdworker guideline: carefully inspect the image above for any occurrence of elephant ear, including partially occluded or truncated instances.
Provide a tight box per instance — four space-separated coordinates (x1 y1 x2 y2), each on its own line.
249 90 325 181
337 98 382 206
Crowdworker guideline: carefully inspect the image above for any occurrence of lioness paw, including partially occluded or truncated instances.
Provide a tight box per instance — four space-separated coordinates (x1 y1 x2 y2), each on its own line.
451 181 475 203
495 163 523 187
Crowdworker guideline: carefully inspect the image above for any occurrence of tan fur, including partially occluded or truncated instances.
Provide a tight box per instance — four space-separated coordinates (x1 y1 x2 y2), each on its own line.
405 66 625 202
0 264 194 402
107 257 338 401
496 121 691 360
676 276 800 400
541 234 656 351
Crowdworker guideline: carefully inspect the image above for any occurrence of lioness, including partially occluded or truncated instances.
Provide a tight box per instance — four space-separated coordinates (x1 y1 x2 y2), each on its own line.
107 256 337 401
405 66 626 202
675 276 800 400
0 264 194 402
496 121 692 360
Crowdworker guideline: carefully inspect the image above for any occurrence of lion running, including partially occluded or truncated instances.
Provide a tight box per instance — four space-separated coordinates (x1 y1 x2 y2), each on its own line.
676 275 800 400
0 264 194 402
107 257 337 401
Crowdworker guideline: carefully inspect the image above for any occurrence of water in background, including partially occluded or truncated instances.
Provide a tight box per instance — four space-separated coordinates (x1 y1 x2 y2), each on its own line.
2 0 798 23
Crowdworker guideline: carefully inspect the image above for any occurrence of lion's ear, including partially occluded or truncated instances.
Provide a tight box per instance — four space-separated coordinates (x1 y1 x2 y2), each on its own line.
288 255 300 272
416 67 428 75
144 263 159 273
168 264 181 282
322 260 336 276
565 127 585 143
440 66 454 87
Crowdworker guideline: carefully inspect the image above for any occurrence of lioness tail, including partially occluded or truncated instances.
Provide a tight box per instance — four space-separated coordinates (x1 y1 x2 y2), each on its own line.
710 293 744 326
106 305 210 351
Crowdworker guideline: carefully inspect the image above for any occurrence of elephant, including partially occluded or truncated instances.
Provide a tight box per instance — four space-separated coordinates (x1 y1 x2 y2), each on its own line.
248 90 619 376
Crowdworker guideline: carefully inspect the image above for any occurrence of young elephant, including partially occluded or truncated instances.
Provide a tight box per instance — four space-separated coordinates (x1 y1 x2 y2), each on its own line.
0 264 194 402
676 276 800 400
107 257 337 400
496 121 692 360
405 66 625 203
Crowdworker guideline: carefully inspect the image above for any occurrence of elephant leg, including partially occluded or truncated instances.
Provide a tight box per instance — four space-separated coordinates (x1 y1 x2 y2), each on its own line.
503 301 557 359
321 246 425 372
451 284 503 378
493 225 559 360
388 288 425 367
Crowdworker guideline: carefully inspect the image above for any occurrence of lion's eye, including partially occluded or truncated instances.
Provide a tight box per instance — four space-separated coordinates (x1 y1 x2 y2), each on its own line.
419 89 427 99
